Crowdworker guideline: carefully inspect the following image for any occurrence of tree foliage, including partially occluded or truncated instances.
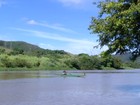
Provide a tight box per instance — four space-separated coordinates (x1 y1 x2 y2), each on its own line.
89 0 140 60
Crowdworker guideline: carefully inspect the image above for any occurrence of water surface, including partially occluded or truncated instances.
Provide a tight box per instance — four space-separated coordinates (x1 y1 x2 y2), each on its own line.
0 70 140 105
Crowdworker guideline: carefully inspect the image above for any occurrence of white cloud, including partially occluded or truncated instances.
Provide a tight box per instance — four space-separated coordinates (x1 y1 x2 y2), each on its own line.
65 42 107 55
27 20 37 25
26 19 78 34
13 28 107 55
38 41 107 55
37 41 97 55
56 0 94 9
0 0 6 7
58 0 84 5
38 43 56 50
66 42 94 54
13 28 93 44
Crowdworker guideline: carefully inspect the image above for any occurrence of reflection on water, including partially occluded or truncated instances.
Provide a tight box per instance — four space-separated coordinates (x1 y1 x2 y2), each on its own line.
118 85 140 93
0 70 140 105
0 71 59 80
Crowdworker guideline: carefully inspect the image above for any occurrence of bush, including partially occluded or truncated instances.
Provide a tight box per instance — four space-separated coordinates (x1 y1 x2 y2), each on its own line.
111 57 123 69
125 62 140 68
14 58 32 68
0 55 15 68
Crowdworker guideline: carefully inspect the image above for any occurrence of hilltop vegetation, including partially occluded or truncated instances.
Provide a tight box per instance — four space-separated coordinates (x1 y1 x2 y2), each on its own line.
0 40 68 56
0 40 139 70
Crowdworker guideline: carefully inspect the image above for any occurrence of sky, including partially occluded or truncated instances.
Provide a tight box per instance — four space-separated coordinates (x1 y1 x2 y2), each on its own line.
0 0 107 55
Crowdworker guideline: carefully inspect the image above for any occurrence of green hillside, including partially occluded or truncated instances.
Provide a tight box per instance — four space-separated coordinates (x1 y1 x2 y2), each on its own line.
0 40 69 56
0 40 41 51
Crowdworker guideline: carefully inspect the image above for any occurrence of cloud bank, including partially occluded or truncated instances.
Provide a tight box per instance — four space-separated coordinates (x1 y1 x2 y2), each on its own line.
13 27 105 55
26 19 78 34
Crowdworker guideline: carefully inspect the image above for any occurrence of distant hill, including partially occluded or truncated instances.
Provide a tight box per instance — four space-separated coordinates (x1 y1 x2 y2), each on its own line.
115 53 140 63
115 53 131 62
0 40 69 55
0 40 42 52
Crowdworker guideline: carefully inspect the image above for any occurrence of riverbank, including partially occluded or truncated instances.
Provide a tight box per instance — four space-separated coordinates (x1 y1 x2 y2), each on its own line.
0 67 139 71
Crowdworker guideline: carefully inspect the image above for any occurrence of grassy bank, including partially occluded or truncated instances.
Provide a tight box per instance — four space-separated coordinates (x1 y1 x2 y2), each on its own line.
0 53 139 71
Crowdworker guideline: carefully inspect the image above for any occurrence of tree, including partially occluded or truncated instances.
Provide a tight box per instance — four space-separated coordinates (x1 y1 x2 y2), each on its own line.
0 48 5 54
89 0 140 60
10 48 24 55
78 55 102 70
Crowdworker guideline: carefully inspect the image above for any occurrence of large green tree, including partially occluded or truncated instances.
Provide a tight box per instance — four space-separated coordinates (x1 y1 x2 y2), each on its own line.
89 0 140 60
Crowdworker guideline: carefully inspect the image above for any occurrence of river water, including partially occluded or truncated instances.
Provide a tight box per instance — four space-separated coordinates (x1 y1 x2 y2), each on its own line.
0 70 140 105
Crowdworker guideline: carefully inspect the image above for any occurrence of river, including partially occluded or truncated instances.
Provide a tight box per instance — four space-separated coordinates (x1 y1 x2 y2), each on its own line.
0 70 140 105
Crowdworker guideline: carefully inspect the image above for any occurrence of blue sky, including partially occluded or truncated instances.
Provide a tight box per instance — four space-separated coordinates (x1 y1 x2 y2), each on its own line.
0 0 106 55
